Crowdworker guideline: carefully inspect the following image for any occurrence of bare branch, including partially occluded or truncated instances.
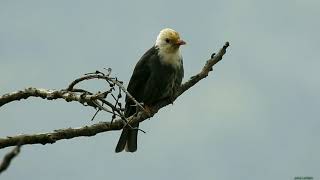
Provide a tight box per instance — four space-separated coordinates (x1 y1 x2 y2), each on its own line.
67 72 113 91
0 87 97 108
0 42 230 149
69 72 146 112
0 113 146 149
0 145 21 174
177 41 229 96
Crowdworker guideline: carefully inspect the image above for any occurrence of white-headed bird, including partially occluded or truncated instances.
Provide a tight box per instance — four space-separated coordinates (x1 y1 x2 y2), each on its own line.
115 28 186 153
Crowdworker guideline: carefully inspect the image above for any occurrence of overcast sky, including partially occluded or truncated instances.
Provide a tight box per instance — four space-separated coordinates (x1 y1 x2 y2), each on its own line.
1 0 319 180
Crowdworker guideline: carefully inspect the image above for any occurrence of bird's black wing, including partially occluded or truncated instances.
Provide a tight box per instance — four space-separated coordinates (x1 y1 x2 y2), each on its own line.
116 46 157 152
124 46 158 117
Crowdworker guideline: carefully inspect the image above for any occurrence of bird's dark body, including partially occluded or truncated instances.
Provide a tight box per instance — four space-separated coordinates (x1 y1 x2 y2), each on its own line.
115 46 184 152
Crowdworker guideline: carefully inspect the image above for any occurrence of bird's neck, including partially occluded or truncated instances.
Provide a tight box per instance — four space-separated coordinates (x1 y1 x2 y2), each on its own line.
157 46 182 68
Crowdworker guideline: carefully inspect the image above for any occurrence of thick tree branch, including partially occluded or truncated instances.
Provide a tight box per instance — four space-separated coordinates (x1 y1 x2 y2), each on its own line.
0 42 229 149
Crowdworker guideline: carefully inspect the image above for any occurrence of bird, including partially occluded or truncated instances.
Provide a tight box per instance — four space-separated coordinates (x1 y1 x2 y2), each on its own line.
115 28 186 153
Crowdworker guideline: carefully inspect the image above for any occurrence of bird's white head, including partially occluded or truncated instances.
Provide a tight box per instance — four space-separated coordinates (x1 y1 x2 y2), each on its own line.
155 28 186 54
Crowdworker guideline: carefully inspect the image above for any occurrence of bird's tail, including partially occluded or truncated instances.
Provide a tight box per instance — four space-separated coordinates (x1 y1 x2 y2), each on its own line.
115 123 139 153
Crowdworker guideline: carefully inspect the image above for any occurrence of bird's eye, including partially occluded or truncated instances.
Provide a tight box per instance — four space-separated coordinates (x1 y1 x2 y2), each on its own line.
165 38 170 43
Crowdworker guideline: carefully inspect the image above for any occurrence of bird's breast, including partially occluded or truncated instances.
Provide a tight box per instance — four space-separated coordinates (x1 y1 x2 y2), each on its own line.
157 49 183 69
151 62 182 100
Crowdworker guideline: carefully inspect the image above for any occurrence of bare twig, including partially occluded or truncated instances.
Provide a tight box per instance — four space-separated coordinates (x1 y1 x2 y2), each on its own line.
0 42 230 149
177 41 229 97
0 145 21 174
91 109 101 121
109 78 146 112
68 71 146 112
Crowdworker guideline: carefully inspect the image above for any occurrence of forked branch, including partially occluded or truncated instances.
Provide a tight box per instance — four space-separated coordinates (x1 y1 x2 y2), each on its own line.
0 42 230 149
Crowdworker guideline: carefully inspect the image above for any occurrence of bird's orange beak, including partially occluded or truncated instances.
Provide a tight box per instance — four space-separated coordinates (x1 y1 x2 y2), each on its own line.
176 39 186 46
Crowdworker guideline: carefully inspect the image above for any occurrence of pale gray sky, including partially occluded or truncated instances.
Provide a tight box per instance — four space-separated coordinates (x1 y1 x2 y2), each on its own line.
1 0 319 180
